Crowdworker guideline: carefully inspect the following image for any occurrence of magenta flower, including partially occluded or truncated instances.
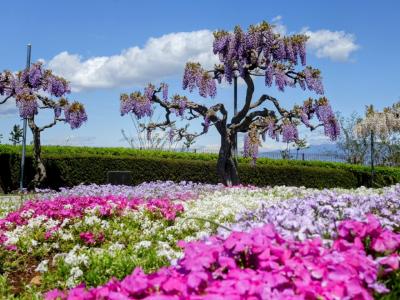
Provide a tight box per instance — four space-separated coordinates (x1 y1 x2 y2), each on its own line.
49 217 399 299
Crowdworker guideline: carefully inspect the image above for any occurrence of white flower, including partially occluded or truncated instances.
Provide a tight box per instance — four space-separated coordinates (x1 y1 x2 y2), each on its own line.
4 226 26 245
112 230 122 236
100 220 109 229
61 232 74 241
35 260 49 273
84 215 101 226
109 243 125 252
64 245 88 266
20 209 34 218
44 219 60 230
52 253 66 266
27 215 47 228
60 218 70 228
135 240 152 250
66 267 84 288
70 266 83 278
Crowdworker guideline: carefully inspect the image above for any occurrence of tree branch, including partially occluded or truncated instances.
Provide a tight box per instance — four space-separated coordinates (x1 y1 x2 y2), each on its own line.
0 95 12 105
249 95 268 109
232 108 275 133
37 94 57 107
264 95 288 116
39 118 65 132
231 73 254 125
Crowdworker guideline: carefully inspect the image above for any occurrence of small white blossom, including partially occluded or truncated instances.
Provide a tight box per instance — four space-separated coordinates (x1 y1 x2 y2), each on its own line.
61 232 74 241
35 260 49 273
112 230 122 236
100 220 109 229
109 243 125 252
135 240 152 250
84 215 101 226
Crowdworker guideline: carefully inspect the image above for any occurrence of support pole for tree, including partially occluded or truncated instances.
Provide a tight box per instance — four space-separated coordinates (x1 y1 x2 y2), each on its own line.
19 44 31 192
370 130 375 187
233 75 238 157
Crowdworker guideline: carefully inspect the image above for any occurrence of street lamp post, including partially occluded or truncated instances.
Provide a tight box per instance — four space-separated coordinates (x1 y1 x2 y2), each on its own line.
19 44 31 192
233 75 238 157
370 129 375 187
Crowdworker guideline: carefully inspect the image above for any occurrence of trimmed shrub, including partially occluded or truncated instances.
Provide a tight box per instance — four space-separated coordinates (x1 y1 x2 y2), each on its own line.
0 152 379 192
1 145 398 192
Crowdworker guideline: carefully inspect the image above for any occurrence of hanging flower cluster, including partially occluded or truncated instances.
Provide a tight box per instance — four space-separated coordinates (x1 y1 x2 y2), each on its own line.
355 103 400 139
281 121 299 143
0 62 86 129
171 95 188 117
120 91 153 119
210 22 323 94
64 102 88 130
182 62 216 98
160 82 169 101
243 97 340 162
315 97 340 141
243 124 261 165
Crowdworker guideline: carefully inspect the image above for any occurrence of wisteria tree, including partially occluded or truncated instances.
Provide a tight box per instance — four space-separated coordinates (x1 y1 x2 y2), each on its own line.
0 63 87 188
120 22 340 185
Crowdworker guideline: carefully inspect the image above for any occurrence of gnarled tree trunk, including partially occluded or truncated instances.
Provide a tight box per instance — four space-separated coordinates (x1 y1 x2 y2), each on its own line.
217 131 239 186
28 119 46 189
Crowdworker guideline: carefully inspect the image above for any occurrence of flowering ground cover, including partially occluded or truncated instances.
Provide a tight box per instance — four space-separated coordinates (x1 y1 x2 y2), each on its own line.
0 195 33 219
0 181 398 299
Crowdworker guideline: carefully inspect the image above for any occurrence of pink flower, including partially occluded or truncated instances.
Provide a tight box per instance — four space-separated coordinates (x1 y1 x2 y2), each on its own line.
5 244 17 251
79 232 96 245
377 254 400 273
44 289 66 300
371 230 400 253
187 271 208 290
45 217 398 299
121 269 148 296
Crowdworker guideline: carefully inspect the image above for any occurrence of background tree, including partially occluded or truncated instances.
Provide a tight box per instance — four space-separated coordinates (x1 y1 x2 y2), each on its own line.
9 124 23 146
121 110 200 151
119 22 340 185
337 112 369 164
0 63 87 188
0 134 3 144
355 103 400 166
121 112 171 150
293 138 309 160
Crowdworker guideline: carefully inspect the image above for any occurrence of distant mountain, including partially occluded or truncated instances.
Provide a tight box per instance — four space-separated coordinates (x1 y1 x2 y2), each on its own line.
258 143 344 162
260 143 340 154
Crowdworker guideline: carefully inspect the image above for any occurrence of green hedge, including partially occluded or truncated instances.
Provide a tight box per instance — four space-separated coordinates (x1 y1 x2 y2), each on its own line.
1 144 399 175
0 145 220 161
1 145 399 192
1 151 394 192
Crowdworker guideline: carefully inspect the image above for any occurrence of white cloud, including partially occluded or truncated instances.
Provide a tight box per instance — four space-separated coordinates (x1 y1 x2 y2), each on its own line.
47 30 218 91
271 15 288 36
302 28 359 61
0 99 17 116
271 15 282 23
270 16 359 62
46 20 359 92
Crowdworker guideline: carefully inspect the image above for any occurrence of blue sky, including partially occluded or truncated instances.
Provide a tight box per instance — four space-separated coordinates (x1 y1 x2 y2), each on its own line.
1 0 399 150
